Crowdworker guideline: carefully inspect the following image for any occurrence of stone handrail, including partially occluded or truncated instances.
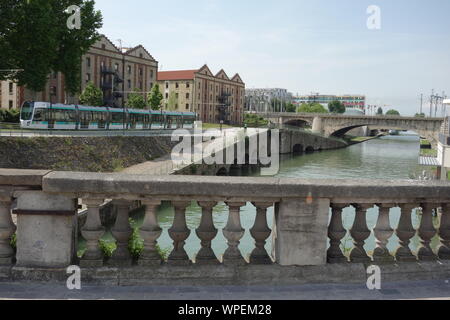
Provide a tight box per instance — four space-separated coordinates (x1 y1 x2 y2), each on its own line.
1 169 450 269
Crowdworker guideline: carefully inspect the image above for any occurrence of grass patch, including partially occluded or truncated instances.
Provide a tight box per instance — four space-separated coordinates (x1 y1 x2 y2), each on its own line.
420 148 438 157
201 123 236 130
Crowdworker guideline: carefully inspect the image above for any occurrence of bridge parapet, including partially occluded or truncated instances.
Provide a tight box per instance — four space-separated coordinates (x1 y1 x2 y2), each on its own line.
1 169 450 283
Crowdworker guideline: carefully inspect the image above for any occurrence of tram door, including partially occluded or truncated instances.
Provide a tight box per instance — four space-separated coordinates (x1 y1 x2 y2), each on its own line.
47 108 55 129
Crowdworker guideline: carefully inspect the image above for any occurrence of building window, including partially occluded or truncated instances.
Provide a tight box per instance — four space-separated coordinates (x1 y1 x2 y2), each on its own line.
128 80 131 89
186 103 189 110
86 57 91 68
9 100 13 109
175 93 179 99
128 65 132 74
166 82 169 89
9 83 13 94
186 93 190 99
165 93 169 99
139 68 143 76
150 82 153 88
102 44 106 50
150 70 154 79
175 104 178 109
139 81 143 89
115 63 119 71
186 82 190 88
86 73 91 83
175 82 179 89
139 53 143 58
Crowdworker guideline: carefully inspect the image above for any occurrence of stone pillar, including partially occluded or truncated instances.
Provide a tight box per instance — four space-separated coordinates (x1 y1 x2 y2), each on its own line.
438 203 450 260
167 201 191 266
196 202 219 265
250 202 273 264
110 200 132 266
139 200 163 266
373 204 395 263
395 204 418 262
349 204 373 263
418 203 438 261
327 204 348 264
0 194 15 266
80 198 105 268
15 191 77 268
312 117 323 135
274 198 330 266
223 202 246 265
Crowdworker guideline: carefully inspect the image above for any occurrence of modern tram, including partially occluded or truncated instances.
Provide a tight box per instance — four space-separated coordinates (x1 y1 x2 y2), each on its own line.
20 101 197 130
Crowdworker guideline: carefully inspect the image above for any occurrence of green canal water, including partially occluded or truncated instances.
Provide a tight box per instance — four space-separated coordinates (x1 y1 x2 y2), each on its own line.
92 133 440 260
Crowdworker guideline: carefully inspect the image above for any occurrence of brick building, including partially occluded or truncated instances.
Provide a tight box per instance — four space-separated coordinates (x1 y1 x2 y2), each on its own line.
20 35 158 108
0 80 19 110
157 65 245 125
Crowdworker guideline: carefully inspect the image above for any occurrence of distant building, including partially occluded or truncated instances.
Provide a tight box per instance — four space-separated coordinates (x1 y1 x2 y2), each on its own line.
20 35 158 108
245 88 293 112
0 80 19 110
295 93 366 112
157 65 245 125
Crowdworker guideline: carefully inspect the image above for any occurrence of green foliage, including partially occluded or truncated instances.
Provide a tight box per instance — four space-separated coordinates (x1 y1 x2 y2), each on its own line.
328 100 346 114
126 89 147 109
79 81 103 106
244 114 268 127
415 113 426 118
10 234 17 250
297 103 328 114
167 91 178 111
285 103 297 113
386 109 401 116
377 107 383 115
0 0 103 94
147 84 163 110
0 109 20 123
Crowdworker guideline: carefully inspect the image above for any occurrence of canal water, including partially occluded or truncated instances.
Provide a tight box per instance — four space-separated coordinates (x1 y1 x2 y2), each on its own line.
89 133 437 261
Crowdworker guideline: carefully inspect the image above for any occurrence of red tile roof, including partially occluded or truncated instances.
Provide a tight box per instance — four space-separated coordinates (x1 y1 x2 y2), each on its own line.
157 70 198 81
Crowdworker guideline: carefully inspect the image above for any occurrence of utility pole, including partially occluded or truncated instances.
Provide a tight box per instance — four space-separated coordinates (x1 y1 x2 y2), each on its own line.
430 89 434 118
420 93 423 115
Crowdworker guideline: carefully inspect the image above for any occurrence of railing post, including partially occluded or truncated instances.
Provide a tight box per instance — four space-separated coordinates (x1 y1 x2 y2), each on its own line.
0 193 15 266
168 201 191 266
327 204 348 264
110 200 132 266
139 199 163 266
223 202 246 265
395 204 419 262
250 202 273 264
438 203 450 260
196 201 219 265
373 204 395 263
418 203 438 261
80 198 105 268
350 204 373 263
274 198 330 266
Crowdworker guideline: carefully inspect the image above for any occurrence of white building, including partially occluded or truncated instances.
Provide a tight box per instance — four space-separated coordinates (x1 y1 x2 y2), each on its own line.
245 88 293 112
0 80 19 110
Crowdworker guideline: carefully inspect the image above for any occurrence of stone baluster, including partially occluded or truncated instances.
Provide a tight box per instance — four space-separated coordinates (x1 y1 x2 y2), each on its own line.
196 202 219 265
438 203 450 260
349 204 373 263
223 202 246 265
168 201 191 265
139 200 163 266
327 204 348 264
0 195 15 266
250 202 273 264
373 204 395 262
395 204 419 262
110 200 132 266
80 199 105 267
418 203 438 261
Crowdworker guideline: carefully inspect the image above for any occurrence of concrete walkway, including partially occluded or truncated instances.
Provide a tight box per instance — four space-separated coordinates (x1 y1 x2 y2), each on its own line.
0 279 449 300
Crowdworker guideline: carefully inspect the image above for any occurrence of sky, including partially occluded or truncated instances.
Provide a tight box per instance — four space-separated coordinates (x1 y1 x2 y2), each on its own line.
94 0 450 116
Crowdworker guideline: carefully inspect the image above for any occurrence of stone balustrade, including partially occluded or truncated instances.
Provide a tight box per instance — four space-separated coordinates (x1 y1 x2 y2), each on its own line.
1 169 450 274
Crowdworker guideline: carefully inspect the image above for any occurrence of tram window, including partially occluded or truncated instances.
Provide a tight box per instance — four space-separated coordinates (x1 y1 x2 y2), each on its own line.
33 109 44 121
112 112 123 122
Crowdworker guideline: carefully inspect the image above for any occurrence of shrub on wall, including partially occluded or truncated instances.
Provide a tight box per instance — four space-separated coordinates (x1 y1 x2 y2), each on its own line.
0 109 20 123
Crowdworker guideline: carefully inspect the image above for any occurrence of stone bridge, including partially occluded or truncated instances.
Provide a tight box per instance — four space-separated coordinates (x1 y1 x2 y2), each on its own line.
1 169 450 286
261 112 445 145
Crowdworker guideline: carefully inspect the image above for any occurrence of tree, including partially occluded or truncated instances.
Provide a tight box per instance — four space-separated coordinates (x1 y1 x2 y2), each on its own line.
126 89 146 109
147 84 163 110
377 107 383 115
386 109 401 116
285 103 297 113
79 81 103 106
167 91 178 111
415 113 426 118
0 0 103 95
297 103 328 114
328 100 346 114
